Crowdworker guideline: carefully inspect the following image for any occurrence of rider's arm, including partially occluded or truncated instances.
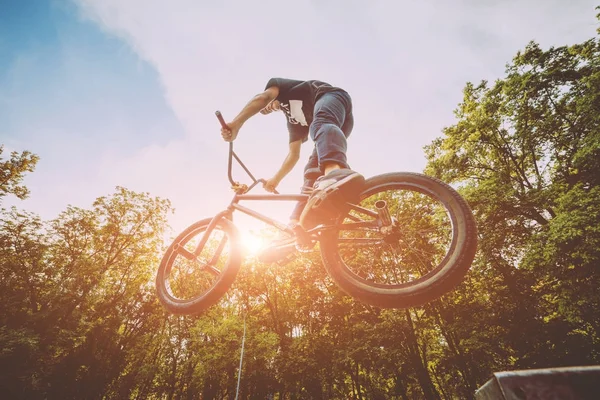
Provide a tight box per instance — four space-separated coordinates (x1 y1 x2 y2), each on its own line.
264 139 302 192
232 86 279 126
275 139 302 180
222 86 279 142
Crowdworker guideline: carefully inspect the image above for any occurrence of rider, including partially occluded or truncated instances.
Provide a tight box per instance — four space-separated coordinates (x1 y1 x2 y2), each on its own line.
221 78 365 258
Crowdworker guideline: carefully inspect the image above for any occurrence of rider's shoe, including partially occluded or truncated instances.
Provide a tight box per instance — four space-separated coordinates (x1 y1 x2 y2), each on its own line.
257 223 298 264
299 168 365 229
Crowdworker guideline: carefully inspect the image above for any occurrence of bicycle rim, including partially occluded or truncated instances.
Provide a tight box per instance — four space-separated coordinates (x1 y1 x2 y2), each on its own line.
157 218 241 313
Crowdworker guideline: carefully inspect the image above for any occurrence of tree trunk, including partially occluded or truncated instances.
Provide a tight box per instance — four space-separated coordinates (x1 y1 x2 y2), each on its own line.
394 373 410 400
430 302 477 396
405 310 441 400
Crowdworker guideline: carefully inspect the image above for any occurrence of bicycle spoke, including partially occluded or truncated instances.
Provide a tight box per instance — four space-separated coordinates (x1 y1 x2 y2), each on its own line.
338 237 384 246
337 221 379 231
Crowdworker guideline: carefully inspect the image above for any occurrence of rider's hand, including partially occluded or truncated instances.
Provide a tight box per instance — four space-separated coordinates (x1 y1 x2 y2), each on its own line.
221 121 241 142
260 100 281 115
263 177 281 193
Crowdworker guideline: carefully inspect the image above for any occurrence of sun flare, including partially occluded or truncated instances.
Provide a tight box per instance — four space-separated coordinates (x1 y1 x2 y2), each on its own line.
241 232 266 255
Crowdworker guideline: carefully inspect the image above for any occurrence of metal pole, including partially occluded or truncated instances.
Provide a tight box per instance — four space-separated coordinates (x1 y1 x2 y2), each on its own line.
235 314 246 400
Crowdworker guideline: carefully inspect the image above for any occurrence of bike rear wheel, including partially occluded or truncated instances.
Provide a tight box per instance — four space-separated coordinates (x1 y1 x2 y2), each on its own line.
319 172 477 308
156 217 242 314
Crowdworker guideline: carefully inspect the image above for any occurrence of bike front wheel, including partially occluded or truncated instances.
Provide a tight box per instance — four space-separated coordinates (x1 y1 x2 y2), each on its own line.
156 217 242 314
319 172 477 308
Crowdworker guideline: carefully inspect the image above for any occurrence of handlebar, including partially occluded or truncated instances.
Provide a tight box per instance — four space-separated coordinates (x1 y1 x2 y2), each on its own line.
215 110 227 130
215 110 278 194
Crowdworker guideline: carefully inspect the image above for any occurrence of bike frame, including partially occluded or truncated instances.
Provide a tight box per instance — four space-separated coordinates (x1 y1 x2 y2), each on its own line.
225 141 308 236
191 111 388 258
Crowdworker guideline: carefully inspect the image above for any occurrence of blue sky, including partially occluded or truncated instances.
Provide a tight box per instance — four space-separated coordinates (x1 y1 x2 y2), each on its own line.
2 0 598 235
1 0 184 223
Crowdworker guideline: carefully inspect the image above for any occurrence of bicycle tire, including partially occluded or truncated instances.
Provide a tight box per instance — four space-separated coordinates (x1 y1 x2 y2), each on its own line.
319 172 477 308
156 217 242 314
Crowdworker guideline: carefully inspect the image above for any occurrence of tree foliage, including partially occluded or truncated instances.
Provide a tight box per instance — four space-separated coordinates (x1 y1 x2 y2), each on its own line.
0 145 39 204
424 28 600 371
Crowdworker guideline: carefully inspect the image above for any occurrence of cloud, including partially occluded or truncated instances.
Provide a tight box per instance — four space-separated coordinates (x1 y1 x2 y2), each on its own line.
7 0 598 233
73 0 598 137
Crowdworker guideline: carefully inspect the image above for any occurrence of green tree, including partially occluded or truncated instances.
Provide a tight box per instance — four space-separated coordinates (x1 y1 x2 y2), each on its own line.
0 187 172 399
424 24 600 377
0 145 39 204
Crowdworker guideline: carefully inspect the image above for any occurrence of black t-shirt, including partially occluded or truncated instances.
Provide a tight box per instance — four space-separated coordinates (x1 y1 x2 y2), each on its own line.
264 78 345 143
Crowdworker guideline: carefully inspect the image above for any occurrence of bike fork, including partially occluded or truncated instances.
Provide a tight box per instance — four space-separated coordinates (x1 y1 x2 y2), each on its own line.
194 210 232 258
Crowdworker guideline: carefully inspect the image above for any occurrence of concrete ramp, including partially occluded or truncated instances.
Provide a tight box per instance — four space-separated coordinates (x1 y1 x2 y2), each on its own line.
475 366 600 399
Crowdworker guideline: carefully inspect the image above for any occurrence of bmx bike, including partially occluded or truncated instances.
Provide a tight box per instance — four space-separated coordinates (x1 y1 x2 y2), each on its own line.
155 111 478 314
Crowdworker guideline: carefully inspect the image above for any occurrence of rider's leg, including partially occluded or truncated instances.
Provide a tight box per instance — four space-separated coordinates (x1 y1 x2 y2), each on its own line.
289 148 320 224
299 92 364 228
311 91 352 170
258 153 320 264
292 93 355 223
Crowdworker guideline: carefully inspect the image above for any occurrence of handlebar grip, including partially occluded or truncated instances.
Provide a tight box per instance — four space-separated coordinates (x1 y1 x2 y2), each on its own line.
257 178 279 194
215 111 229 129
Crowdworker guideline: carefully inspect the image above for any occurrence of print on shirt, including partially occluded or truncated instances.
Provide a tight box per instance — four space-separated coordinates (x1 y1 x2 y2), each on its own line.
280 100 308 126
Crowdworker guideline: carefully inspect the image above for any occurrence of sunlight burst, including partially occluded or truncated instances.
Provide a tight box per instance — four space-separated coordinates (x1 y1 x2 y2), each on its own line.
241 231 266 255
